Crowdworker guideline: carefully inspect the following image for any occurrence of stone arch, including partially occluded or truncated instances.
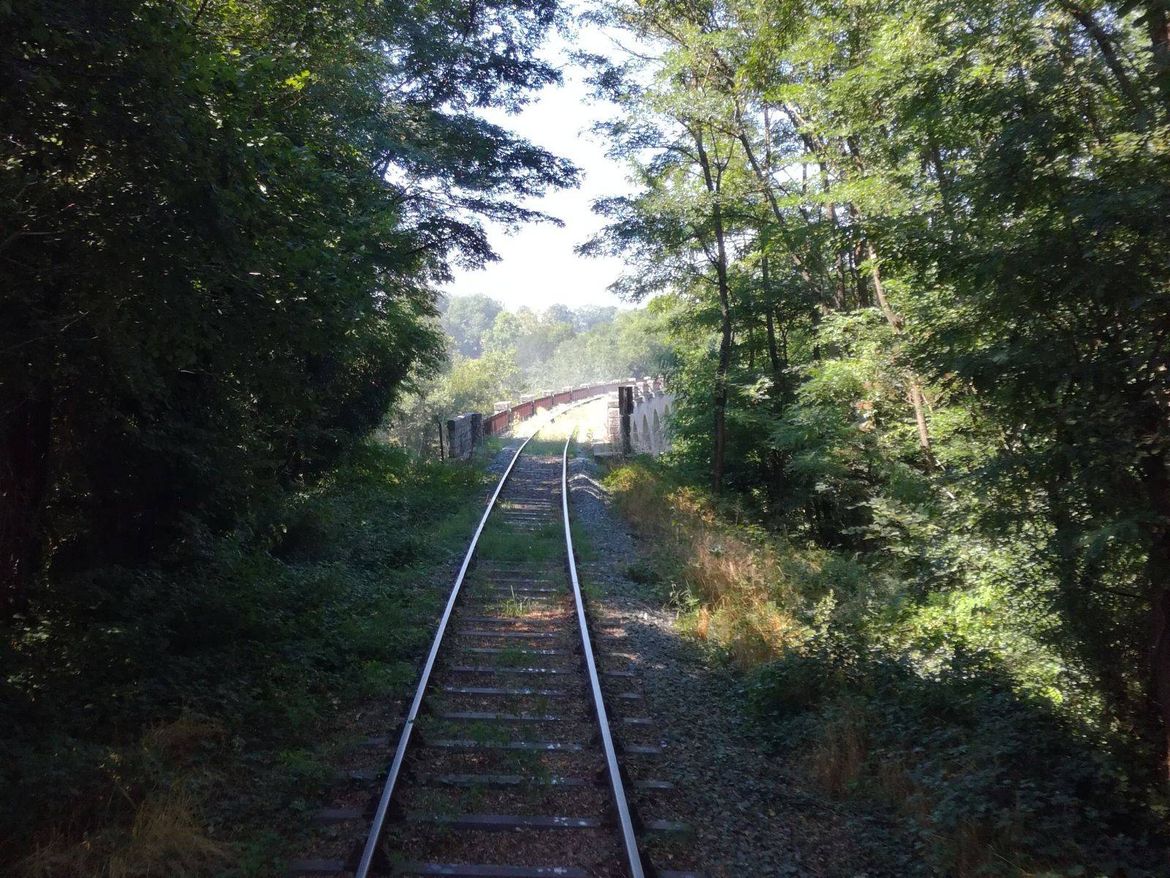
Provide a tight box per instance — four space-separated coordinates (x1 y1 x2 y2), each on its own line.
641 414 650 452
651 409 661 451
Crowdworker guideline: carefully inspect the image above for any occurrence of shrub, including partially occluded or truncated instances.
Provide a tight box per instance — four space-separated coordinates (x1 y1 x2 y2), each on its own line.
747 638 1168 876
0 442 485 874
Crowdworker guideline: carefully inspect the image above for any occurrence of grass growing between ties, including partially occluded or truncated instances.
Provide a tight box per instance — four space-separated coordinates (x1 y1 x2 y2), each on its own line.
493 587 535 619
519 437 571 458
476 520 563 565
603 458 1169 877
495 645 535 667
1 443 488 877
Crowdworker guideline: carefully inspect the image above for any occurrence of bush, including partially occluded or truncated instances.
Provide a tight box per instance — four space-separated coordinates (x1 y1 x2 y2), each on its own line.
0 442 485 874
747 636 1169 876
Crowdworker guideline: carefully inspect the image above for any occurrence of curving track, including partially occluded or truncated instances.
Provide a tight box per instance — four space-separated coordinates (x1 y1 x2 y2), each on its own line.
293 400 701 878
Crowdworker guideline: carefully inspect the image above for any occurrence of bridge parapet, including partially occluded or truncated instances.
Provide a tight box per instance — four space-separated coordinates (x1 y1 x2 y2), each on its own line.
444 378 674 460
606 379 674 455
445 412 483 460
473 379 634 446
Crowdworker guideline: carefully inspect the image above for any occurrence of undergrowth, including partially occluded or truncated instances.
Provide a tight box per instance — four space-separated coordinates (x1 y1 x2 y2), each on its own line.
1 443 486 876
604 458 1168 877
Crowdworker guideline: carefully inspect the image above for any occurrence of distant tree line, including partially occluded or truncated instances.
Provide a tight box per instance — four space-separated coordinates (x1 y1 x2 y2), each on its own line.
388 295 671 454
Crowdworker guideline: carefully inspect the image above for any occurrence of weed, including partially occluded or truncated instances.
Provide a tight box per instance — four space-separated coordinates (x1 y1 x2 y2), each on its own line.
571 526 596 562
504 747 550 783
605 458 1170 876
109 790 230 877
579 580 602 604
494 585 531 618
18 787 231 878
463 721 508 746
276 748 332 792
348 659 416 699
604 460 812 668
625 560 659 585
143 713 226 765
476 521 562 564
496 646 531 667
804 699 868 799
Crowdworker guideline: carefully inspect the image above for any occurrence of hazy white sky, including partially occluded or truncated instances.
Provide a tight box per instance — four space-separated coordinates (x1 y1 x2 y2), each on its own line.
443 25 633 312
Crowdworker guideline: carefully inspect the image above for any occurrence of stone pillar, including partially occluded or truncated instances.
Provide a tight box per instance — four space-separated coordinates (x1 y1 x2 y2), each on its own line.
618 385 633 455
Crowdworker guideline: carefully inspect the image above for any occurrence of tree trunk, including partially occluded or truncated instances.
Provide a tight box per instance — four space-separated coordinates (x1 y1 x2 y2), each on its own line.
852 241 869 308
1142 447 1170 778
1145 1 1170 106
711 219 733 496
1 389 52 618
863 239 936 465
694 130 734 495
926 131 954 219
1055 0 1146 112
762 255 782 378
732 117 825 296
909 385 934 462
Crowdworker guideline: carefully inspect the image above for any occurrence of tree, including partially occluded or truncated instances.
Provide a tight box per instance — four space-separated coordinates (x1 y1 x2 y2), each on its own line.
571 305 618 332
0 0 576 612
582 3 766 493
390 349 524 454
588 0 1170 787
442 294 504 357
544 303 575 326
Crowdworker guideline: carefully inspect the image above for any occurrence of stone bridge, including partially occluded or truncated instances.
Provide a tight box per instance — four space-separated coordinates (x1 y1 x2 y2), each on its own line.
609 377 674 455
444 377 675 459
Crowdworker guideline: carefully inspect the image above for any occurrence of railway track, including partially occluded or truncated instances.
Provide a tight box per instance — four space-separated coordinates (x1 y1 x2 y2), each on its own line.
291 401 701 878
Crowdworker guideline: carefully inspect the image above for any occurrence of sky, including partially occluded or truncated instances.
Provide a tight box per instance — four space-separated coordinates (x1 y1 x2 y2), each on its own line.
442 26 634 312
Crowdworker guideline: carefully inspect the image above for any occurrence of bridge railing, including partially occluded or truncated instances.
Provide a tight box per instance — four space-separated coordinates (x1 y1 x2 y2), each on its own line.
481 379 629 438
445 377 672 460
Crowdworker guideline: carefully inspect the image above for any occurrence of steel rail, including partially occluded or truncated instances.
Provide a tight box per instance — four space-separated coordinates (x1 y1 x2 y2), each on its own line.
354 396 603 878
560 428 645 878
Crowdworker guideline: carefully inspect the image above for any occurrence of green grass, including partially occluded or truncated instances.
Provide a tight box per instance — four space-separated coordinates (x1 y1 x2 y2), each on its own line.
603 458 1170 877
520 437 569 457
570 524 596 563
482 435 507 458
476 520 563 564
495 646 532 667
578 580 602 603
491 587 534 618
501 746 551 781
0 441 490 877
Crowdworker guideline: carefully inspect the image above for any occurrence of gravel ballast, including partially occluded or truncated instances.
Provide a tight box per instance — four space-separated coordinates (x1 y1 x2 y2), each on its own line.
567 456 928 878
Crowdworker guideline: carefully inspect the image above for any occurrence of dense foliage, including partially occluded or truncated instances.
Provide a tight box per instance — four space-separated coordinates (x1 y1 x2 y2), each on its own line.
6 0 1170 871
0 443 485 873
0 0 569 871
608 458 1169 874
586 0 1170 871
0 0 573 608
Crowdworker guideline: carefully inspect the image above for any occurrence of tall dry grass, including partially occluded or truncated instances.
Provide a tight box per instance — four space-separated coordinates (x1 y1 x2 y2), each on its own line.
804 701 868 798
15 715 231 878
107 789 230 878
605 462 812 668
604 462 1153 878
